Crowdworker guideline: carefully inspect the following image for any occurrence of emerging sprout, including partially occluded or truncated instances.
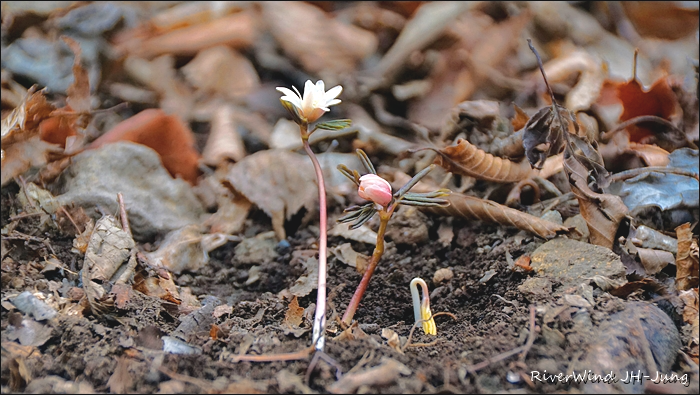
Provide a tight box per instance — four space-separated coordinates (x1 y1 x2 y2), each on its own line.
410 277 436 336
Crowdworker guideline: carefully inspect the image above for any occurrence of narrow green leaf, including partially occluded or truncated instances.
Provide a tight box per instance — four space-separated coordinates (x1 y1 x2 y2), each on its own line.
394 165 435 199
355 149 377 175
315 119 352 130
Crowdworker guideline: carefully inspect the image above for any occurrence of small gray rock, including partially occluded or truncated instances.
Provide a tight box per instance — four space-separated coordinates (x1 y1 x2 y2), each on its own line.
55 142 204 240
518 277 553 301
530 238 626 291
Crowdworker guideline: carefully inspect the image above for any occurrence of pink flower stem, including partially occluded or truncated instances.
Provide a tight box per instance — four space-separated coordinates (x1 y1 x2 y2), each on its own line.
301 124 328 351
341 203 397 326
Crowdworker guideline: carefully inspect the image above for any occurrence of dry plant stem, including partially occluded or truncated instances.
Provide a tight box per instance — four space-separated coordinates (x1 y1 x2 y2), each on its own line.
300 123 329 351
342 206 396 326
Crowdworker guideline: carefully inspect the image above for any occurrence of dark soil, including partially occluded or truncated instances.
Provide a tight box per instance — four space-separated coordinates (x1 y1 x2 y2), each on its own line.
10 175 687 394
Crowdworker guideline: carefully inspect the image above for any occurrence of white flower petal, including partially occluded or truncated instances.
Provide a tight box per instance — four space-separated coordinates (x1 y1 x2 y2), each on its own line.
325 99 341 107
324 85 342 103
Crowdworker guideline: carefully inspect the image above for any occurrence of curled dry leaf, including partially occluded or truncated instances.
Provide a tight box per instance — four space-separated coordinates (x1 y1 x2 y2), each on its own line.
262 2 376 75
89 109 201 184
225 149 316 240
424 193 569 239
432 138 533 183
200 104 246 165
675 223 699 291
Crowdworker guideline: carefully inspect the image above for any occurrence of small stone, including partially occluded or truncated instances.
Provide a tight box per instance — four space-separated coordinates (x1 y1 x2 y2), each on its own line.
530 238 626 291
518 277 552 301
540 209 563 225
385 206 430 245
563 214 590 242
433 268 454 284
234 231 279 265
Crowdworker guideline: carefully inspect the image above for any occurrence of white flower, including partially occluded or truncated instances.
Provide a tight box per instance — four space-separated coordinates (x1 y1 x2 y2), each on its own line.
276 80 342 124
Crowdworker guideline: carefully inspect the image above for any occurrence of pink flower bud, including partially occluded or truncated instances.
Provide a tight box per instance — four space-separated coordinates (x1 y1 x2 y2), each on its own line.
358 174 393 207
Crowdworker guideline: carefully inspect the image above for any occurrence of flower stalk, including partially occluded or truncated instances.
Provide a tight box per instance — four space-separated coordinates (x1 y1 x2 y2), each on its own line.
277 80 344 351
338 150 450 326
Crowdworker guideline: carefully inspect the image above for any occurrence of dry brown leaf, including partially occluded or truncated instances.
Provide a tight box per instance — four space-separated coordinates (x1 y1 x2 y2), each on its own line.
123 55 195 120
368 2 476 81
621 2 699 40
635 247 674 275
201 104 246 165
328 357 411 394
424 193 569 239
624 143 670 167
61 36 91 115
678 289 699 346
181 46 260 99
144 225 208 275
522 104 579 170
612 73 683 146
539 50 607 113
432 138 533 183
511 103 529 132
114 9 259 58
224 149 316 240
330 243 369 274
565 135 628 249
408 10 531 129
262 2 376 75
608 277 667 298
676 223 699 291
284 296 304 329
132 274 181 305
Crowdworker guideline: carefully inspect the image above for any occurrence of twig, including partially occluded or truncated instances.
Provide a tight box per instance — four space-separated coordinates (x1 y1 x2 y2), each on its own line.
518 305 537 362
304 349 343 385
230 346 314 363
8 212 43 222
58 206 82 235
401 311 457 353
17 176 37 210
610 167 699 183
600 115 685 141
117 193 132 238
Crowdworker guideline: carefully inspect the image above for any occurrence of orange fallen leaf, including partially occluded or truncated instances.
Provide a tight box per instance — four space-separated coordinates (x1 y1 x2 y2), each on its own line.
615 74 680 143
89 109 201 184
